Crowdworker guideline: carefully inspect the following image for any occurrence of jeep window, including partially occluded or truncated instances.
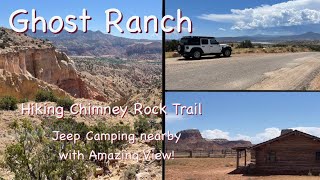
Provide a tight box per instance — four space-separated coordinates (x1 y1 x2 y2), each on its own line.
180 38 200 45
201 39 209 45
210 39 218 44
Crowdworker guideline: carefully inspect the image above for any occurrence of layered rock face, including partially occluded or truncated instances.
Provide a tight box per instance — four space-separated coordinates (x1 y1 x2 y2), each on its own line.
0 48 77 83
0 27 109 101
167 129 252 151
0 47 106 101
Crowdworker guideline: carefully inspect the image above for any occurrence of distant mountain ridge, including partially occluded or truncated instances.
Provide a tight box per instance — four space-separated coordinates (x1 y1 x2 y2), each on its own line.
27 30 161 59
166 129 252 151
216 32 320 43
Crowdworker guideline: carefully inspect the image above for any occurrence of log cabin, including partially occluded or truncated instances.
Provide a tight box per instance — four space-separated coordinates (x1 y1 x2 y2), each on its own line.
250 129 320 175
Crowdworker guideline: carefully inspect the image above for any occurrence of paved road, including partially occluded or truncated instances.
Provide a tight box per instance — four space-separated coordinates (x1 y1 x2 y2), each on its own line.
165 52 320 90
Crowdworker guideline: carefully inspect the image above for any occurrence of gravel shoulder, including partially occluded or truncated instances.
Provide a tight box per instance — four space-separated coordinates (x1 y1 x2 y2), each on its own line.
165 52 320 90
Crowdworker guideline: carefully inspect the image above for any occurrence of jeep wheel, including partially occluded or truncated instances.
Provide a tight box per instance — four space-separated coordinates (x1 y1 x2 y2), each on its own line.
223 49 231 57
192 50 201 59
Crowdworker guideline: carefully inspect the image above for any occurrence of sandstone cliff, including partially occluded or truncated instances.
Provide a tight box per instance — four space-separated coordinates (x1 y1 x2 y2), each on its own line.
0 28 107 101
167 129 252 151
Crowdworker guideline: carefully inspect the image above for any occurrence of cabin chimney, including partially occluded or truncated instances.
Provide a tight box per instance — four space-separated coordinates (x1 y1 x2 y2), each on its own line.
281 129 293 136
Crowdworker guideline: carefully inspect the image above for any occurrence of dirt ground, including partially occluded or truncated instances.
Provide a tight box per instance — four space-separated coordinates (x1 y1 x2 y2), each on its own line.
165 158 320 180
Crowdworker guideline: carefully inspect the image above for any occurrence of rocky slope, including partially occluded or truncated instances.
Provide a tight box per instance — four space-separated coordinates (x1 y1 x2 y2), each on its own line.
167 129 252 151
0 28 108 101
0 27 162 179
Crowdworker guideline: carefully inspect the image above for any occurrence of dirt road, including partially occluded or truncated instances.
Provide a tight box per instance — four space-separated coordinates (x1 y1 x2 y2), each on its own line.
165 52 320 90
166 158 320 180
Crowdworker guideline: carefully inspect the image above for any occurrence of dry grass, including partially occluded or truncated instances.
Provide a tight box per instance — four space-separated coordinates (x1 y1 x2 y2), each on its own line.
233 47 311 54
166 158 320 180
165 52 181 58
165 46 312 59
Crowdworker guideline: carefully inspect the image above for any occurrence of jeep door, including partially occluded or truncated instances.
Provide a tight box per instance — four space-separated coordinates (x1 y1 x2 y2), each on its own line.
200 38 210 54
210 39 222 53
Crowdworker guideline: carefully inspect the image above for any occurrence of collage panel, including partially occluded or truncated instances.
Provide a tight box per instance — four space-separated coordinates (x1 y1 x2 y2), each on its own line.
0 0 163 179
165 0 320 91
165 92 320 179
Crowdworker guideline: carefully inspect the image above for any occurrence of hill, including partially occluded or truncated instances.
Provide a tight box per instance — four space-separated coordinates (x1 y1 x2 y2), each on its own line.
216 32 320 43
28 30 162 59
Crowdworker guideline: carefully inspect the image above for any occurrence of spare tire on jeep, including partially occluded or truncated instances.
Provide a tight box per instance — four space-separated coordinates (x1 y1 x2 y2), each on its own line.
177 44 184 54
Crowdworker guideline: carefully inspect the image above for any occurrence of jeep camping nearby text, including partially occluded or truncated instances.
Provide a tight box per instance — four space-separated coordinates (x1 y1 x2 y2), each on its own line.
177 36 232 59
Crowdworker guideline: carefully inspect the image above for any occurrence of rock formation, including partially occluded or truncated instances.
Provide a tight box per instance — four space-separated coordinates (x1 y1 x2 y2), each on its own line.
0 28 107 101
167 129 252 151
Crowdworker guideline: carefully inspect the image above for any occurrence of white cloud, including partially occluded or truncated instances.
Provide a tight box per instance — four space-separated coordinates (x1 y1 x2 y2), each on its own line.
291 127 320 137
235 128 281 144
198 0 320 30
201 126 320 144
202 129 230 139
218 28 226 31
166 114 187 122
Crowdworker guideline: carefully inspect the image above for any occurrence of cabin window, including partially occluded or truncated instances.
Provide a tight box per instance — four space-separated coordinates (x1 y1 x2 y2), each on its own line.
267 151 276 162
316 152 320 160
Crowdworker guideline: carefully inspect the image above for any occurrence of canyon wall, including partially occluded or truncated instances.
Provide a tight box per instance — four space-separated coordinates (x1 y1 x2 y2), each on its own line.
0 47 106 101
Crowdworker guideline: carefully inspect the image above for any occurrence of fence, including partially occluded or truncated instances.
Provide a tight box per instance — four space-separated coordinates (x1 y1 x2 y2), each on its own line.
166 149 249 158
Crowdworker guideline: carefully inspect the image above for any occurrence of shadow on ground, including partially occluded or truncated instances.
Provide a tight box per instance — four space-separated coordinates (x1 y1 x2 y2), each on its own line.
176 55 231 61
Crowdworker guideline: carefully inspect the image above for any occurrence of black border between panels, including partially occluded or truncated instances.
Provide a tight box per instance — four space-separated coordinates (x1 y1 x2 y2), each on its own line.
162 0 166 179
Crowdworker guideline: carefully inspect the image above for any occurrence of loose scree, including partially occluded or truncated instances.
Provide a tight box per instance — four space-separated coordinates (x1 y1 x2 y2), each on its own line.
9 8 192 34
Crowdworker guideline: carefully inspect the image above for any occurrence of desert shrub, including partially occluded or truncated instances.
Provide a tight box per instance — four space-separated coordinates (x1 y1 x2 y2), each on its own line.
256 44 264 48
35 90 57 102
0 96 18 110
5 119 90 180
19 98 29 103
155 140 162 153
88 122 132 154
42 118 89 141
237 40 253 48
307 45 320 52
122 164 140 180
134 116 151 135
56 97 74 111
165 40 180 52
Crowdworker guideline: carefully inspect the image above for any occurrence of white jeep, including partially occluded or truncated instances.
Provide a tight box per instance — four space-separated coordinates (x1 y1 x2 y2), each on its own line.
177 36 232 59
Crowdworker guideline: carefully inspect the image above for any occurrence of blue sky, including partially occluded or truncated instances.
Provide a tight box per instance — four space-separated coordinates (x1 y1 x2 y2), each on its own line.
166 0 320 39
166 92 320 144
0 0 161 40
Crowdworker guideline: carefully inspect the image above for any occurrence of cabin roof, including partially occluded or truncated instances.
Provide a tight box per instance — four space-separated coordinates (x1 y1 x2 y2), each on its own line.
251 130 320 150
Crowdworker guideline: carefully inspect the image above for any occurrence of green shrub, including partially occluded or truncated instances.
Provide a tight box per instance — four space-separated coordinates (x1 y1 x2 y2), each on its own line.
19 98 29 103
35 90 57 102
5 119 90 179
0 96 18 110
134 116 151 135
56 97 74 111
123 164 140 180
237 40 253 48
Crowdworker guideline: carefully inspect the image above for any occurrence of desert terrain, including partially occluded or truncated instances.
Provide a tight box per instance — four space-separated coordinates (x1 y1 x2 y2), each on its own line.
166 158 320 180
0 27 162 179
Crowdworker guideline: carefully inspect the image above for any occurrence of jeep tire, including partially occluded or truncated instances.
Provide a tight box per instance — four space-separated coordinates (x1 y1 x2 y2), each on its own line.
192 50 201 59
223 49 231 57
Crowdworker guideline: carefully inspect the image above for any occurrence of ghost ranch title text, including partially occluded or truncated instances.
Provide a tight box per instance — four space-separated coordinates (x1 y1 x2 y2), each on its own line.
9 9 193 34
